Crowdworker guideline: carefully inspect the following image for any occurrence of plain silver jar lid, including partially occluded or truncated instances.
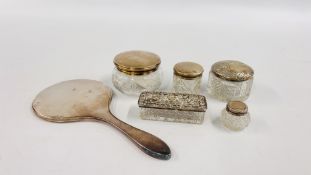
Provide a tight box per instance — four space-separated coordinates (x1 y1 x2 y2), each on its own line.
173 61 204 79
113 50 161 75
226 101 248 116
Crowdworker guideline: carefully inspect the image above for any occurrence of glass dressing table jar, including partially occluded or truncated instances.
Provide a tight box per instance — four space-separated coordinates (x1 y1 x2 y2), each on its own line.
220 101 250 131
173 61 204 94
207 60 254 101
112 50 162 95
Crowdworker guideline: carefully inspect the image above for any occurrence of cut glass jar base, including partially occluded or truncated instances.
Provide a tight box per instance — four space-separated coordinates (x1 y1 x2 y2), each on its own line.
220 109 250 131
207 72 253 101
112 68 162 95
173 75 201 94
140 108 205 124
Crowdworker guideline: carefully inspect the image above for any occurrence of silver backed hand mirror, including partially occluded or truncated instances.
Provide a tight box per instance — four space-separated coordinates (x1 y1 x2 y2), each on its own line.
32 79 171 160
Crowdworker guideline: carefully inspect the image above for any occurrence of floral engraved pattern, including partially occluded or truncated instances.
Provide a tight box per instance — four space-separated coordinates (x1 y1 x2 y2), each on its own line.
138 91 207 112
138 91 206 124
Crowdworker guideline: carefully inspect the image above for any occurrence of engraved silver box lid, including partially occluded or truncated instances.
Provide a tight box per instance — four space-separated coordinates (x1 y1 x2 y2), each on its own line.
138 91 207 112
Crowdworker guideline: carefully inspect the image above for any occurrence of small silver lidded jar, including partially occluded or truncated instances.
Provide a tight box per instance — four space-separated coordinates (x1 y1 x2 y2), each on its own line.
173 61 204 94
112 50 162 95
207 60 254 101
138 91 207 124
221 101 250 131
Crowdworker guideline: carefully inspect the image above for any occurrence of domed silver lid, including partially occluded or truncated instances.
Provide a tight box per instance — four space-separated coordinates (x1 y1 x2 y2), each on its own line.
226 101 248 116
211 60 254 82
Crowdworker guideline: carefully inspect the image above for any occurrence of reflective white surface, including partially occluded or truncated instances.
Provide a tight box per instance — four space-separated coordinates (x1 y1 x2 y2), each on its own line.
1 0 311 175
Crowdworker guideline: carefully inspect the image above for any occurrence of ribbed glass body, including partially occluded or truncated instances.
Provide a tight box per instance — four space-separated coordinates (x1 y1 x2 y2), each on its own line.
140 108 205 124
112 68 162 95
207 72 253 101
173 75 202 94
220 109 250 131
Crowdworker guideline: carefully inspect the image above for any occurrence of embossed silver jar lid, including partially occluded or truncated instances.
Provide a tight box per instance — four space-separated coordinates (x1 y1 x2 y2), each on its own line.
226 101 248 116
138 91 207 112
211 60 254 81
174 61 204 79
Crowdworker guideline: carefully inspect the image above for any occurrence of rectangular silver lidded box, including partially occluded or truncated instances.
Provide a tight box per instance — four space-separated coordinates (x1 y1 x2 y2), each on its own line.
138 91 207 124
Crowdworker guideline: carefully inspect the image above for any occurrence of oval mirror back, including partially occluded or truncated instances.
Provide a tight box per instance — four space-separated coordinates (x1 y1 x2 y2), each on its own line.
32 79 112 122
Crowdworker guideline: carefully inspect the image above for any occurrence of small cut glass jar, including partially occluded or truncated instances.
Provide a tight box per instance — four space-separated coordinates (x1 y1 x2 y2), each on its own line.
173 61 204 94
112 50 162 95
220 101 250 131
207 60 254 101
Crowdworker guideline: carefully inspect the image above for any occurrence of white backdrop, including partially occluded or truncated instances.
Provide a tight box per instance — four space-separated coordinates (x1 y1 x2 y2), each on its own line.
0 0 311 175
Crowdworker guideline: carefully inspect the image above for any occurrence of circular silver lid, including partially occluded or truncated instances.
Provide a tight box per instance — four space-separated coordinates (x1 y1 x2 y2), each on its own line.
211 60 254 82
226 101 248 116
114 50 161 75
174 61 204 79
